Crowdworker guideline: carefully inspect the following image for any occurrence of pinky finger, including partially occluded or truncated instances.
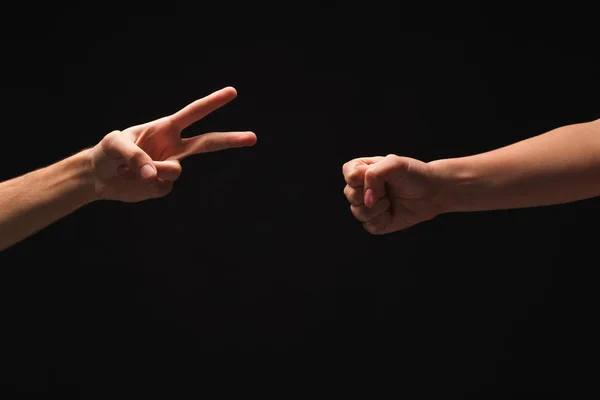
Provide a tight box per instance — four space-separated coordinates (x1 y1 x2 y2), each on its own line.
362 211 392 235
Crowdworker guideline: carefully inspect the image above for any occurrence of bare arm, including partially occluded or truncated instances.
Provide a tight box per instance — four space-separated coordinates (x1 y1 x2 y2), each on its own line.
0 87 256 252
432 119 600 212
0 150 96 251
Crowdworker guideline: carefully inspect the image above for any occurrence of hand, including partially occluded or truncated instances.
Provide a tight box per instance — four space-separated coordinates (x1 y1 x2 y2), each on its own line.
90 87 257 203
342 154 446 234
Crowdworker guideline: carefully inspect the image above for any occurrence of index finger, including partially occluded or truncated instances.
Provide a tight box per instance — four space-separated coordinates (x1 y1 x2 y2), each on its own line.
170 86 238 130
342 156 384 187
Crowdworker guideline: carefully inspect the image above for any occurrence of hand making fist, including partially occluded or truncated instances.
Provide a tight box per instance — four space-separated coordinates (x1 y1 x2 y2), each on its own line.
342 154 447 234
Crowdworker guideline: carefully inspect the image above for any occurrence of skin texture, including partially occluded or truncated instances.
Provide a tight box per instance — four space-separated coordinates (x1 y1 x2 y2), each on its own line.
343 119 600 234
0 87 256 251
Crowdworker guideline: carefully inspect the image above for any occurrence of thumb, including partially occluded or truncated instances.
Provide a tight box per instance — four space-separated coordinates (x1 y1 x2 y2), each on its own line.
102 131 157 180
363 154 407 208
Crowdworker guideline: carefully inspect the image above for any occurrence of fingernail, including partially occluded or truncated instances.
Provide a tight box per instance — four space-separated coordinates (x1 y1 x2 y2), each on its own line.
140 164 155 179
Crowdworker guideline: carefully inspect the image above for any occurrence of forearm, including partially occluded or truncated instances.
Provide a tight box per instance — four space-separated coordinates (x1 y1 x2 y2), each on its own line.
0 149 97 251
432 119 600 212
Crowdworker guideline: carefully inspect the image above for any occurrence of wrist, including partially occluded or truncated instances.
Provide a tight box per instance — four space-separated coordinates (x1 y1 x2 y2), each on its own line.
428 157 479 214
65 148 100 205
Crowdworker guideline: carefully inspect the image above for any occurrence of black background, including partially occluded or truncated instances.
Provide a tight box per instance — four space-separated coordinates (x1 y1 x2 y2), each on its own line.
0 1 598 397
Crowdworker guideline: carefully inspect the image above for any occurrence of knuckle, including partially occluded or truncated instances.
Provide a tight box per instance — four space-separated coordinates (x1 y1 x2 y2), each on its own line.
343 185 352 199
173 165 183 179
102 130 121 150
161 116 177 130
350 204 367 221
342 161 353 176
387 154 410 173
348 167 364 183
363 222 378 235
347 169 357 182
364 168 377 181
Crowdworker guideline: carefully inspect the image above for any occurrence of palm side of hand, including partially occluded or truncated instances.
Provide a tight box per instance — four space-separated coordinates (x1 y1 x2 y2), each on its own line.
343 154 443 234
90 87 256 203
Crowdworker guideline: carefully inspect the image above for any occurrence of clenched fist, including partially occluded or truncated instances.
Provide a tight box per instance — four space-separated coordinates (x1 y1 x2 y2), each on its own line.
342 154 447 234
